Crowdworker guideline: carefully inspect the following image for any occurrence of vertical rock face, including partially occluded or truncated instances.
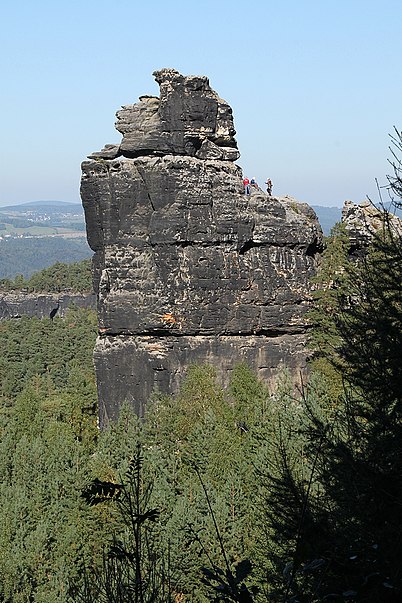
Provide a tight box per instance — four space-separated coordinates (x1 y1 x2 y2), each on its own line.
81 69 323 426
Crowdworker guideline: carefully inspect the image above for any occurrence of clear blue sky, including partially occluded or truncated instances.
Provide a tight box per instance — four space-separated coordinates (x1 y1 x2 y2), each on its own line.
1 0 401 207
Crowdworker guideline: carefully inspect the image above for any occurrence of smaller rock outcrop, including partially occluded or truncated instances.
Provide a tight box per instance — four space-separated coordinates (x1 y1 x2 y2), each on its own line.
0 292 96 321
342 200 402 250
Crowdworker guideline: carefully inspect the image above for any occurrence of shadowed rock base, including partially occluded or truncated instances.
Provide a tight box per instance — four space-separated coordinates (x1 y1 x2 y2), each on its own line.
95 333 310 424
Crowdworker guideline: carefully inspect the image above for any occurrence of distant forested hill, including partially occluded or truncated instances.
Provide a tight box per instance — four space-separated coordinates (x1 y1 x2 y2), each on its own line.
0 200 83 213
0 200 85 231
0 237 92 279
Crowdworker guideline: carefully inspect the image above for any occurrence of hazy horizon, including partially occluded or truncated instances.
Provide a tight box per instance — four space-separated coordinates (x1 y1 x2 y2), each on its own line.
0 198 345 210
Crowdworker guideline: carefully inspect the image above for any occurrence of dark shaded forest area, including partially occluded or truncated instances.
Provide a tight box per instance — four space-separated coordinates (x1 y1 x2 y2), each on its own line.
0 238 92 279
0 132 401 602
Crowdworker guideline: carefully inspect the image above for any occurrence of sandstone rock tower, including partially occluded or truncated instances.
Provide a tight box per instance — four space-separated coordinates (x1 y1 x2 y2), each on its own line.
81 69 323 426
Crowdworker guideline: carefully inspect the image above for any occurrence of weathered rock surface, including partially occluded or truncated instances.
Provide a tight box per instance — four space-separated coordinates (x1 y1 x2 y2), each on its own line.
81 69 323 426
0 292 96 320
89 68 239 162
342 199 402 249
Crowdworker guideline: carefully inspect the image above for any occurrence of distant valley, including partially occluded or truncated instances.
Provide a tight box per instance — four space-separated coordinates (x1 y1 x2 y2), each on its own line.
0 201 92 278
0 200 86 238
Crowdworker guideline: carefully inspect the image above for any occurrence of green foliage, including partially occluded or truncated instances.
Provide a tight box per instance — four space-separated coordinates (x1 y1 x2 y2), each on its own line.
308 222 351 397
0 308 103 602
26 259 93 292
0 308 97 402
0 237 92 280
260 200 402 599
0 259 93 293
0 381 102 602
338 231 402 407
72 365 275 602
72 446 171 603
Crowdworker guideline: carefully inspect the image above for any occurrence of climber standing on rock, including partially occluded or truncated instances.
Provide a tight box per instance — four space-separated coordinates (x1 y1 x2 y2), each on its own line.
243 177 251 195
265 178 273 195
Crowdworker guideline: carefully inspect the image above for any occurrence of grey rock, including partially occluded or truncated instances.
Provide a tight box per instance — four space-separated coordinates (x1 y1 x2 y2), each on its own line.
342 199 402 248
195 139 241 162
95 334 312 425
88 144 121 160
81 70 323 425
0 292 96 320
112 68 239 159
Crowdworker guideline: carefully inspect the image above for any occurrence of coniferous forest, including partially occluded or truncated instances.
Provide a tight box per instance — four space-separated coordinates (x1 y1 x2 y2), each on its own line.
0 135 402 602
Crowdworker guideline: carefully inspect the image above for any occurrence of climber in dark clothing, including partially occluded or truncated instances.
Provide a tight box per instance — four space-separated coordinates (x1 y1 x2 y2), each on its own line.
265 178 273 195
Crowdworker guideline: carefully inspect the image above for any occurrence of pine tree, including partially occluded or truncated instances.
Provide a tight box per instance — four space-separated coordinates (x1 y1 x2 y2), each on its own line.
0 383 103 603
308 221 352 398
258 141 402 601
